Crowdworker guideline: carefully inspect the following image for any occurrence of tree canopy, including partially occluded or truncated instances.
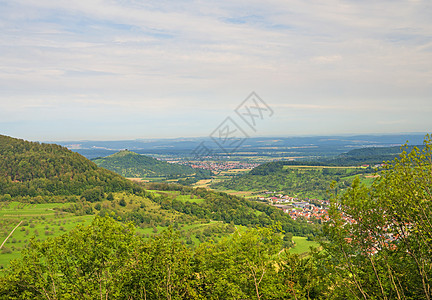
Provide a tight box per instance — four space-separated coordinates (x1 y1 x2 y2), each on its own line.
0 216 325 299
322 135 432 299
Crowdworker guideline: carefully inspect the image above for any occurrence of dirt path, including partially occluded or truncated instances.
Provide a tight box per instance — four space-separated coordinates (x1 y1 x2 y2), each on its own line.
0 220 23 250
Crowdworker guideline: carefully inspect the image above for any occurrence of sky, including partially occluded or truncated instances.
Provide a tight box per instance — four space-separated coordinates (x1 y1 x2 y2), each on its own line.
0 0 431 141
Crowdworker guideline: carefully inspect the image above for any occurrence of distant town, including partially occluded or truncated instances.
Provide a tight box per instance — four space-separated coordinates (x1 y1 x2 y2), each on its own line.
259 193 330 224
179 160 260 172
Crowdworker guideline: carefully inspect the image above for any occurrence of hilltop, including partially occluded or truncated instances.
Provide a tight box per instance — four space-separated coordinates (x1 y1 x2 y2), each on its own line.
92 150 212 180
0 135 136 198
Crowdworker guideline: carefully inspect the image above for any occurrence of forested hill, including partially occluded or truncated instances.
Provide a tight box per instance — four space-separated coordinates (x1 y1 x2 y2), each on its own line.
276 145 423 166
329 145 423 165
0 135 136 197
92 150 210 178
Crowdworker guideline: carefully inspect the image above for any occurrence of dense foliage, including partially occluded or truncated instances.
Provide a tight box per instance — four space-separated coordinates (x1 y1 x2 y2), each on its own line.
321 136 432 299
93 150 212 180
0 216 328 299
0 135 137 197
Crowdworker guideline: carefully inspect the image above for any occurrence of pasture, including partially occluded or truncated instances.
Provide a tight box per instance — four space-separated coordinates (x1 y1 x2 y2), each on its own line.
288 236 320 254
0 202 93 270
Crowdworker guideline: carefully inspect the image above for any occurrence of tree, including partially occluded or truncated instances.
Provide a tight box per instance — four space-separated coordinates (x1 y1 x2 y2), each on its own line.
1 217 142 299
81 187 104 202
138 229 196 299
119 198 127 207
194 226 286 299
107 192 114 201
322 135 432 299
1 194 12 201
0 218 197 300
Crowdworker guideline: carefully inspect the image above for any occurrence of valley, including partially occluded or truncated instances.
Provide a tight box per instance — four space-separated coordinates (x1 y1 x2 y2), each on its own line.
1 134 431 299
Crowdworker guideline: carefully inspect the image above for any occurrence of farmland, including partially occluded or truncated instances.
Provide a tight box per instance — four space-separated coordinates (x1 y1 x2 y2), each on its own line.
0 202 93 269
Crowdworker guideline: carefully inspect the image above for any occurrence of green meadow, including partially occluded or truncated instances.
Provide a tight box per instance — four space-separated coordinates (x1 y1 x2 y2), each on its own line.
0 202 93 269
288 236 320 254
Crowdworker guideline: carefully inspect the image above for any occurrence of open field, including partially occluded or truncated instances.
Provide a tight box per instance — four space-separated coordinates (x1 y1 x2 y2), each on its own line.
126 178 148 182
340 174 377 187
288 236 320 254
220 168 251 174
0 202 94 270
148 190 206 204
175 194 205 204
214 190 256 198
197 168 252 188
193 179 212 188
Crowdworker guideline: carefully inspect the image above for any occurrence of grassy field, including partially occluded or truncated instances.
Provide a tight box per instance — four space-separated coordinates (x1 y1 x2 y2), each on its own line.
175 194 205 204
340 174 378 187
195 168 251 188
193 179 212 188
0 202 65 216
0 202 94 270
148 190 206 204
288 236 320 254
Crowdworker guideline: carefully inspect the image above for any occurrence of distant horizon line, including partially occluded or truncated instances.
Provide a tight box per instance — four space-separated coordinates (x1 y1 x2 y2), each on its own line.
40 132 429 143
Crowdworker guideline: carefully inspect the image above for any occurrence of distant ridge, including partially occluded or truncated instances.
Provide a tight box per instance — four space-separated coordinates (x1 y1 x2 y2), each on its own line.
330 144 424 165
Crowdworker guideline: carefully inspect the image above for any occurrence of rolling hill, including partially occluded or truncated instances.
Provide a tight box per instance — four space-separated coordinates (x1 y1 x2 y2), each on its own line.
0 135 137 197
92 150 211 179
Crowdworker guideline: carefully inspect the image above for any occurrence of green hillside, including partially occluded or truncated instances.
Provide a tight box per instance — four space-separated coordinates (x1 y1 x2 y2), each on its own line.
93 150 211 179
211 161 376 199
0 135 136 198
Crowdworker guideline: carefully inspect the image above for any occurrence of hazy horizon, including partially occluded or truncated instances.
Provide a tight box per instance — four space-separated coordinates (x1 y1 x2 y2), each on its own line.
46 132 429 142
0 131 425 144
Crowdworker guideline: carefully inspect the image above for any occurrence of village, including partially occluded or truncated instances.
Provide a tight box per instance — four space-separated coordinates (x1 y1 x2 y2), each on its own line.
266 194 358 226
183 160 260 172
254 193 331 224
262 193 400 255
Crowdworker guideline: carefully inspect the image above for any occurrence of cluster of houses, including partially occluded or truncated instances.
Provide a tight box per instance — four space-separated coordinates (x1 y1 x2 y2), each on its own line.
185 161 260 172
259 191 402 254
361 163 387 168
257 193 331 224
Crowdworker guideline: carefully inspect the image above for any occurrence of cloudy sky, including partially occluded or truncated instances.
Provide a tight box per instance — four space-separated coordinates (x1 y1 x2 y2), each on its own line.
1 0 431 141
